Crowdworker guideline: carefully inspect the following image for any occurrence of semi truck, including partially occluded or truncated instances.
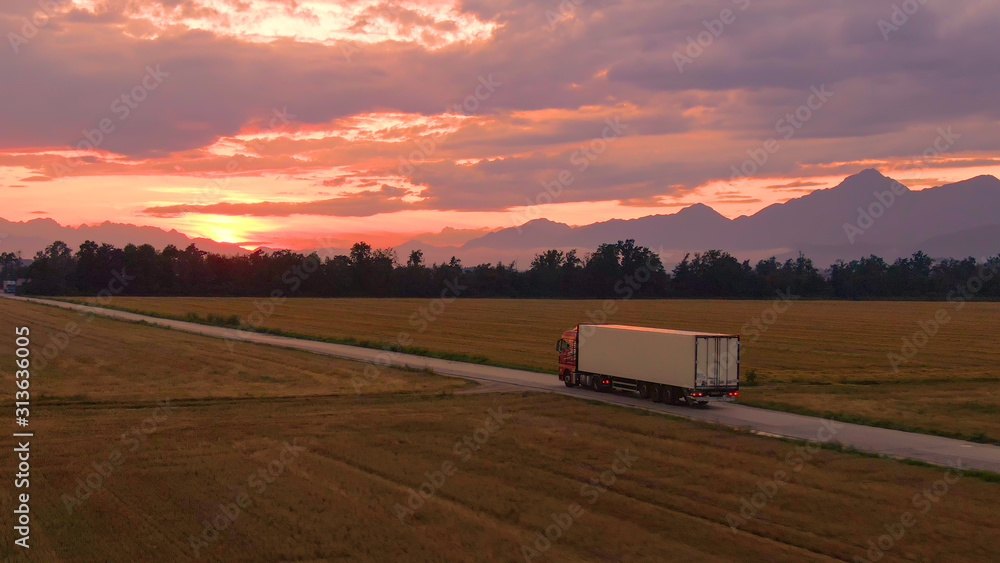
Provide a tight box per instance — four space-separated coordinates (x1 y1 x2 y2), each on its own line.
556 324 740 407
3 280 15 294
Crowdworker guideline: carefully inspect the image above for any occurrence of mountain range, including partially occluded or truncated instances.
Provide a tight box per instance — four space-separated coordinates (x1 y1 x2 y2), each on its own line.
397 169 1000 267
3 169 999 268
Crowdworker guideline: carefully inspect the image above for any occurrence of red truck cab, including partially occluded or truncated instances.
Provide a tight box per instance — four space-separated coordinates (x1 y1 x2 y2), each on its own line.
556 328 578 386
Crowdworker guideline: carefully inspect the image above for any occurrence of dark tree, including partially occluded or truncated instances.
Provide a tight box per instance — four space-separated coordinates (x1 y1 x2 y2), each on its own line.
9 237 997 302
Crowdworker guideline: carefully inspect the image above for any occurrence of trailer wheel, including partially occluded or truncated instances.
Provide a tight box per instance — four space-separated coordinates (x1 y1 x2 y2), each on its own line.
662 386 676 405
651 385 663 403
637 382 651 400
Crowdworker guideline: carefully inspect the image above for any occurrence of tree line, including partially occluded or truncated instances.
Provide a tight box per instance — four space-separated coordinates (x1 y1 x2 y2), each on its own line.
3 240 999 300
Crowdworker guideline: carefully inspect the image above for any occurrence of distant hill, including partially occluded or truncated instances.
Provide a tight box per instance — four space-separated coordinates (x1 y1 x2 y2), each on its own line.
447 170 1000 266
0 218 249 257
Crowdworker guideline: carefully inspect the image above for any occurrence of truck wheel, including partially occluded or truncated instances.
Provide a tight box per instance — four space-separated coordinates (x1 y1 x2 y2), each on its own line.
662 386 675 405
563 371 574 387
637 382 650 400
651 385 663 403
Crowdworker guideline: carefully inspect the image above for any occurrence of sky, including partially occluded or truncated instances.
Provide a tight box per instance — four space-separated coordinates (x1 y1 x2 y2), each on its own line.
2 0 999 250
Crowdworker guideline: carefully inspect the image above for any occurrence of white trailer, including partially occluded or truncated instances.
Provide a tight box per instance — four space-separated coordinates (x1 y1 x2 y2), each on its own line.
557 324 740 406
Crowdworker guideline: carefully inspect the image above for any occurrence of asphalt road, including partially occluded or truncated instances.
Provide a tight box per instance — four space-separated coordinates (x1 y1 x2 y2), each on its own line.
7 294 1000 473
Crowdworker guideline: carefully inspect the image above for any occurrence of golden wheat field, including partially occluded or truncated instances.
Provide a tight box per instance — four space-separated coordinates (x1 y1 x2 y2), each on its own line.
2 297 1000 562
62 297 1000 442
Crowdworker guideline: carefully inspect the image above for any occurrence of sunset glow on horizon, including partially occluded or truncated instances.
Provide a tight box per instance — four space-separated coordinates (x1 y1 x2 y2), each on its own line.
3 0 999 251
